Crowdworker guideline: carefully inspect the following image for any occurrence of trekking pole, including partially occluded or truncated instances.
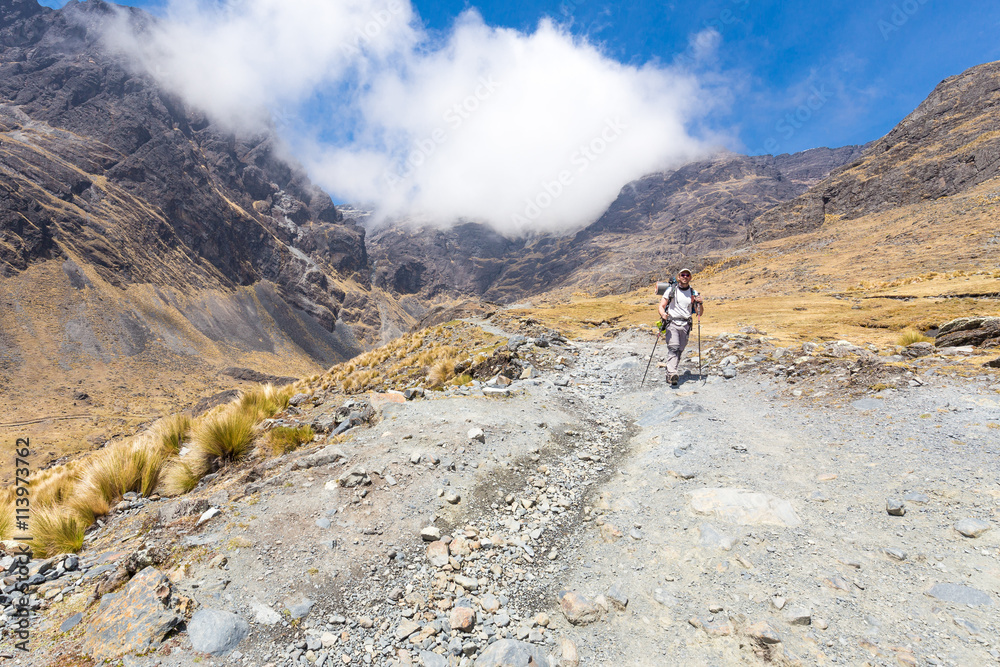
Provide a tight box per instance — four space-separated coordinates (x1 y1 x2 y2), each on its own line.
640 329 661 387
697 312 703 381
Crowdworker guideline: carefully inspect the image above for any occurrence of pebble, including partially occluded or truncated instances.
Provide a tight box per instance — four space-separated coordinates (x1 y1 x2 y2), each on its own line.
885 499 905 516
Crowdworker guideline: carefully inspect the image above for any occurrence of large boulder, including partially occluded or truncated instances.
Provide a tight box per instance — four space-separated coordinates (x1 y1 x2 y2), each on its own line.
935 316 1000 348
82 567 181 660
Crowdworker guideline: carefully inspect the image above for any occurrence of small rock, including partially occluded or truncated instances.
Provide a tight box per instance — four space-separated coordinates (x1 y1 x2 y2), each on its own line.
449 606 476 633
479 593 500 613
288 393 311 406
394 619 421 641
886 499 905 516
197 507 221 526
744 621 782 644
698 523 737 551
286 597 314 620
954 518 991 538
475 639 549 667
771 596 786 610
445 491 461 505
468 428 486 443
926 583 993 606
558 637 580 667
884 547 907 562
784 607 811 626
558 591 601 625
454 574 479 591
187 608 249 656
426 541 450 568
606 584 628 611
420 526 442 542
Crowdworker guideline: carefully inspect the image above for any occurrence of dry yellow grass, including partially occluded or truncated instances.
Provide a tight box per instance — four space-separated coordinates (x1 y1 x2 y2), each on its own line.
896 329 935 346
267 425 315 456
190 408 257 470
159 459 204 497
0 490 12 541
315 323 501 395
28 507 86 558
238 383 294 422
155 414 192 454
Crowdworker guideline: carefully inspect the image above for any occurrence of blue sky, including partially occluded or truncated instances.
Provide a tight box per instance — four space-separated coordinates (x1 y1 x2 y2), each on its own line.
407 0 1000 154
56 0 1000 157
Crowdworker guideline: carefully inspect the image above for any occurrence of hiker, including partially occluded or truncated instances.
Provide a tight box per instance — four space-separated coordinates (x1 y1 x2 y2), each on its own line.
657 268 704 386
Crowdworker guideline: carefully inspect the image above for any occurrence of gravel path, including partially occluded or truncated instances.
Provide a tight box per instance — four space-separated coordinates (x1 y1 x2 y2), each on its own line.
18 321 1000 667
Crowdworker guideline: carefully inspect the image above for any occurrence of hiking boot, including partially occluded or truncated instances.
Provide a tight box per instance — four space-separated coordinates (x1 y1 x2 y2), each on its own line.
669 374 679 386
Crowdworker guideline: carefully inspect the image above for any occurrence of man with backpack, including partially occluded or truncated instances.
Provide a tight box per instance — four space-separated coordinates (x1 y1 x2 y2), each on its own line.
657 268 704 386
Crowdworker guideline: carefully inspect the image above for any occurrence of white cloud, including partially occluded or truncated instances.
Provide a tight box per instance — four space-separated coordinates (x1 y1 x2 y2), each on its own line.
104 0 718 235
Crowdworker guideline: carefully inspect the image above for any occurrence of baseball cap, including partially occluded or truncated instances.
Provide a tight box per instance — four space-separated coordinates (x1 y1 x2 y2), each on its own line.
678 268 693 276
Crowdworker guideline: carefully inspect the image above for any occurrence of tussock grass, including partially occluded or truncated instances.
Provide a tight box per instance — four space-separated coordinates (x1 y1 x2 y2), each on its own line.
267 425 315 456
451 373 473 386
191 409 257 469
155 414 192 454
238 383 293 421
0 490 12 541
159 459 204 497
65 482 111 525
897 329 935 346
31 464 78 508
427 358 456 388
28 507 85 558
61 436 170 522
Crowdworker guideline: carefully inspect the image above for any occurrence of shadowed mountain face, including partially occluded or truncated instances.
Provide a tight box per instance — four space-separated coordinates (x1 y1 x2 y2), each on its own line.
0 0 393 454
366 146 866 301
749 60 1000 242
0 0 372 366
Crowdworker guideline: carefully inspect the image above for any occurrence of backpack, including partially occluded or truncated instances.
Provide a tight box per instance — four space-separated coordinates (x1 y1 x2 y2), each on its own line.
663 278 698 324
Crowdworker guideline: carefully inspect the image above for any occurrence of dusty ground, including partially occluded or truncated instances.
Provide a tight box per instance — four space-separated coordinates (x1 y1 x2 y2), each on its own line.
13 320 1000 667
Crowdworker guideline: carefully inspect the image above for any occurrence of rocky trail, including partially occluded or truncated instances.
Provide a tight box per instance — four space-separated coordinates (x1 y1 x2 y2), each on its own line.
4 321 1000 667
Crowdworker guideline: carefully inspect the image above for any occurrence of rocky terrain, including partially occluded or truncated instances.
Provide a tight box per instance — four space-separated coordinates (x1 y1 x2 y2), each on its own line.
5 317 998 666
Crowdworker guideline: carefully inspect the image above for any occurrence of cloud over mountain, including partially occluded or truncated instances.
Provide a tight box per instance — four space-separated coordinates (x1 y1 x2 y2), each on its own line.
105 0 718 234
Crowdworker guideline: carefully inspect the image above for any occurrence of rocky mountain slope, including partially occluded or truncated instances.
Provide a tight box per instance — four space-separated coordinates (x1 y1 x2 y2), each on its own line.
367 147 866 302
0 0 403 456
748 60 1000 242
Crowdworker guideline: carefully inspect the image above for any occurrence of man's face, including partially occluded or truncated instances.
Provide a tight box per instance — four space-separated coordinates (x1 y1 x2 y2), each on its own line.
678 272 691 287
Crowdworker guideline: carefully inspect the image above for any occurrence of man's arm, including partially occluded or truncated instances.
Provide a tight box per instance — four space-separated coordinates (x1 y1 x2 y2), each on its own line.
693 294 704 318
658 296 669 321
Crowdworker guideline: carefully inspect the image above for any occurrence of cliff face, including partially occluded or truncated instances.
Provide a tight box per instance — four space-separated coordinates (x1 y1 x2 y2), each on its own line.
0 0 371 365
366 147 867 301
749 61 1000 242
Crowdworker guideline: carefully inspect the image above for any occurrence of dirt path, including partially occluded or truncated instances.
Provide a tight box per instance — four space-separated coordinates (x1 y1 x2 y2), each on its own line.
23 321 1000 667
